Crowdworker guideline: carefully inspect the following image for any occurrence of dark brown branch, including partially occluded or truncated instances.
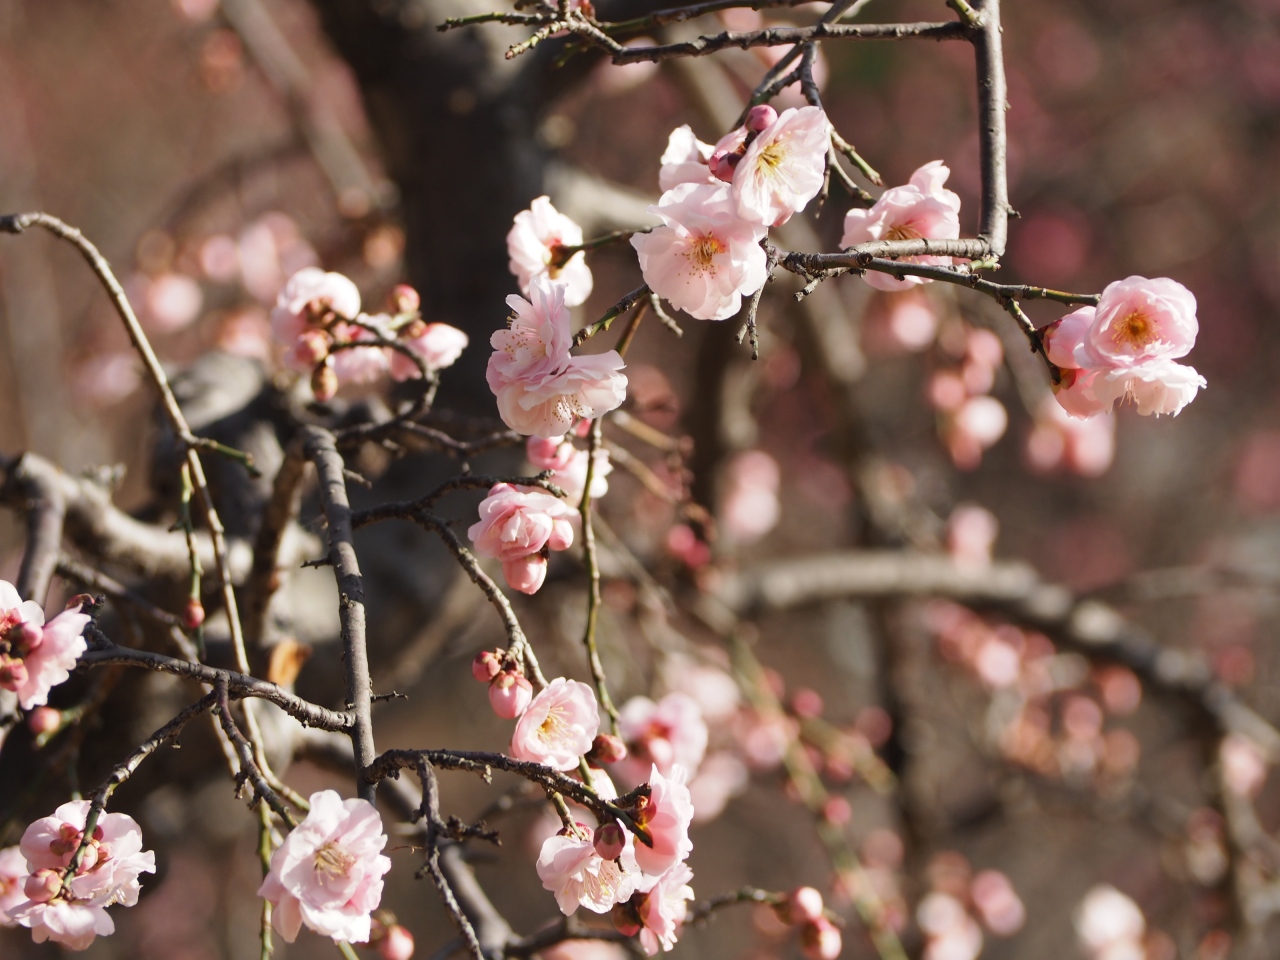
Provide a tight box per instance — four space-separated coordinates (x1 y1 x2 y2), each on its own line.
3 452 65 605
79 644 354 731
301 426 377 802
972 0 1009 257
412 758 486 960
213 678 296 823
351 474 566 527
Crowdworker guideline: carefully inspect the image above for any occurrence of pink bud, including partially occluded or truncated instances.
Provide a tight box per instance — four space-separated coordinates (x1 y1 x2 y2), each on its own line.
295 329 331 365
586 733 628 765
390 284 421 315
27 707 62 736
746 104 778 132
0 654 28 690
379 924 416 960
789 887 826 924
800 918 842 960
612 900 643 937
708 151 741 183
594 822 626 860
489 671 533 719
24 869 62 903
311 362 339 402
183 598 206 630
471 651 502 683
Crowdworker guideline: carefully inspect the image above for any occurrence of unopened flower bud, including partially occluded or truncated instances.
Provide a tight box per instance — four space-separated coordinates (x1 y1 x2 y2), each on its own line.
586 733 628 766
95 842 113 864
311 361 339 402
594 822 626 860
800 918 842 960
390 284 421 315
708 151 742 183
788 887 826 924
0 654 28 690
471 651 502 683
24 869 62 903
27 706 62 737
489 671 533 719
183 598 206 630
295 328 331 365
746 104 778 132
379 923 416 960
611 899 643 937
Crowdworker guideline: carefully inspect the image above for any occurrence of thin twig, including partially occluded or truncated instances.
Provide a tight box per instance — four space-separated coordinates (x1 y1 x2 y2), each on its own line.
579 418 618 732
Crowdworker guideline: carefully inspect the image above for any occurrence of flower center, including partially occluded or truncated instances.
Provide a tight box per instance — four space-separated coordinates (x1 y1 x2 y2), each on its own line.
688 235 724 270
884 222 924 242
1112 310 1152 347
539 704 569 741
314 842 356 879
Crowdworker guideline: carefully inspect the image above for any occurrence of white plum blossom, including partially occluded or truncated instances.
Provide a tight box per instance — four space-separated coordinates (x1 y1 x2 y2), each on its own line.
631 182 768 322
0 581 90 711
258 790 392 944
731 106 831 227
659 126 716 191
634 863 695 955
537 825 640 915
510 677 601 770
508 196 594 307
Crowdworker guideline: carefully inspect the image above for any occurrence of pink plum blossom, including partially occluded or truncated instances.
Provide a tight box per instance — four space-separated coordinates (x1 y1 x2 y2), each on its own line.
841 161 962 292
390 321 469 381
0 845 26 926
468 483 578 595
0 581 90 710
537 824 640 915
271 267 362 368
631 765 694 877
720 449 781 546
634 863 694 955
510 677 601 770
731 106 831 227
508 196 594 307
527 435 611 505
631 182 768 322
617 693 708 781
487 278 628 437
8 800 156 950
257 790 392 944
1026 397 1116 477
660 126 716 191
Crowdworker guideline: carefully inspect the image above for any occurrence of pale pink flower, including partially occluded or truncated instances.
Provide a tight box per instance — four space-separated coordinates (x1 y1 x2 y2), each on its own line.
945 396 1007 469
659 126 716 191
468 483 577 595
271 267 362 369
142 272 204 333
487 278 627 438
946 504 998 570
257 790 392 944
732 106 831 227
841 161 962 292
632 765 694 877
659 654 740 723
508 197 593 307
527 435 579 472
617 694 708 780
510 678 601 770
0 581 90 710
1090 358 1205 417
882 292 938 351
635 863 694 955
0 845 27 926
1026 398 1116 477
9 800 156 950
720 450 781 545
330 318 393 386
537 825 640 915
390 321 469 381
631 182 768 322
528 436 611 505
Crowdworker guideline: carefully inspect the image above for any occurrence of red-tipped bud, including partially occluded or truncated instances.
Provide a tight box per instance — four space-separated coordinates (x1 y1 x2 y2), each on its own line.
586 733 628 766
24 869 62 903
183 598 206 630
390 284 421 315
611 900 643 937
746 104 778 132
27 706 62 737
788 887 826 924
295 328 331 365
594 822 626 861
489 671 533 719
791 688 824 718
311 361 339 402
471 651 502 683
800 918 842 960
708 151 741 183
379 924 416 960
0 654 28 690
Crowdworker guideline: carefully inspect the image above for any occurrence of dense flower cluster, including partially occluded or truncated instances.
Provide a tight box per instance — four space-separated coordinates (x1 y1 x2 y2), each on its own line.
468 482 579 595
0 580 90 711
258 790 392 944
4 801 156 950
1043 275 1206 418
526 432 612 507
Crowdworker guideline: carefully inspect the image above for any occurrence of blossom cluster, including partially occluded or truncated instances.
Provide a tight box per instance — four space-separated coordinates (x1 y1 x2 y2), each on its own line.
468 482 579 595
0 580 90 711
270 268 468 400
2 801 156 950
633 106 829 321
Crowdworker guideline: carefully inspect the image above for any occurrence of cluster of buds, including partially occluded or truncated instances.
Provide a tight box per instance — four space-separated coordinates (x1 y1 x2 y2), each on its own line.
770 886 842 960
472 649 533 719
0 584 91 711
0 608 43 693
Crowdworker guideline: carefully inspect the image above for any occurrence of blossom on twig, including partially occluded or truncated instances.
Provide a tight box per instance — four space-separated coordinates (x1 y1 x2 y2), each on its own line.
468 483 578 595
0 581 89 710
508 196 594 307
510 677 600 770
